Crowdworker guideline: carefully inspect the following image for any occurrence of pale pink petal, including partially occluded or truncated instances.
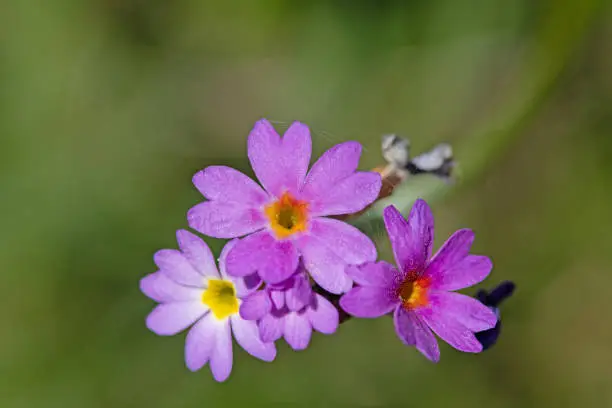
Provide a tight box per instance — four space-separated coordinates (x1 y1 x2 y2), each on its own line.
383 201 434 275
184 313 217 371
239 291 271 321
307 294 339 334
154 249 205 287
286 275 312 312
247 119 311 197
393 307 440 362
209 320 233 382
339 286 398 318
192 166 268 206
427 291 497 332
308 172 381 217
416 303 483 354
187 201 266 239
231 315 277 362
146 302 208 336
270 290 285 309
259 314 284 343
176 229 219 278
140 272 202 303
224 231 299 284
308 218 377 265
218 239 262 297
283 313 312 350
301 141 362 198
297 234 352 294
345 261 400 288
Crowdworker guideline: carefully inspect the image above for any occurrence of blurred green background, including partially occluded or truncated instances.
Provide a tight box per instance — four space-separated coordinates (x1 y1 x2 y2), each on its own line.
2 1 612 407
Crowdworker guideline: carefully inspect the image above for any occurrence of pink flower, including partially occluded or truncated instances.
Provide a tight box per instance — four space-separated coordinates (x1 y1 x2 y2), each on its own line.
187 119 381 294
340 200 497 362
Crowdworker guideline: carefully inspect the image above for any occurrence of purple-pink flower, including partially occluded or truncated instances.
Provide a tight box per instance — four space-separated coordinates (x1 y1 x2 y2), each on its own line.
187 119 382 294
140 230 276 382
340 200 497 362
239 267 339 350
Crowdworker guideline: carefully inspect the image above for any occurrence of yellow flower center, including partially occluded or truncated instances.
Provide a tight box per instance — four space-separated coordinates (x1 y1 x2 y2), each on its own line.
264 191 309 239
398 275 430 310
202 279 239 320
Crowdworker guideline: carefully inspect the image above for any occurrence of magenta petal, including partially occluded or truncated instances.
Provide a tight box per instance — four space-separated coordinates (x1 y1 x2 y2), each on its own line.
140 272 202 303
286 275 312 312
218 239 262 297
393 307 440 362
428 255 492 291
427 291 497 332
146 302 207 336
416 303 483 354
176 230 219 278
308 172 382 217
283 313 312 350
231 316 277 362
210 320 233 382
154 249 205 287
345 261 400 288
225 231 299 284
297 235 352 294
307 294 339 334
301 141 362 198
259 314 284 342
240 291 272 321
184 313 217 371
383 201 434 274
192 166 268 206
187 201 266 239
308 218 377 264
339 286 398 318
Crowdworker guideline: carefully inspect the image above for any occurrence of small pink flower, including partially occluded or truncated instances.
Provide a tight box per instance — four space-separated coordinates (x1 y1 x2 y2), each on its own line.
340 200 497 362
187 119 381 294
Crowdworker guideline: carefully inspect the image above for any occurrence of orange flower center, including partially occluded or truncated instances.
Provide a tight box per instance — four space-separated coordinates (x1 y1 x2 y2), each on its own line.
397 275 430 310
264 192 309 239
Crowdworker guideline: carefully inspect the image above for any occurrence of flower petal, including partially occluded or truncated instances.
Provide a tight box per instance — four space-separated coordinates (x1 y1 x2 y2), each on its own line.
286 274 312 312
301 141 362 198
307 294 339 334
192 166 268 206
425 229 485 290
187 201 266 239
308 172 382 217
247 119 311 197
308 218 377 265
140 272 202 303
231 315 277 362
224 231 299 284
297 234 352 294
283 312 312 350
383 201 434 275
339 286 398 318
239 290 272 321
427 291 497 332
270 290 285 309
345 261 400 288
184 313 217 371
176 229 219 278
218 239 262 297
393 307 440 362
146 302 208 336
209 319 233 382
154 249 205 287
416 303 483 354
259 314 284 343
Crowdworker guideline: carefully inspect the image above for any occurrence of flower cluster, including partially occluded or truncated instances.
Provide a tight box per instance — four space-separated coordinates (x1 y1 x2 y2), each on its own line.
140 119 509 382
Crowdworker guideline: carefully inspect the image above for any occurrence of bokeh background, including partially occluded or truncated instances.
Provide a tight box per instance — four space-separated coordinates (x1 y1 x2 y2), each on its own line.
2 1 612 407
